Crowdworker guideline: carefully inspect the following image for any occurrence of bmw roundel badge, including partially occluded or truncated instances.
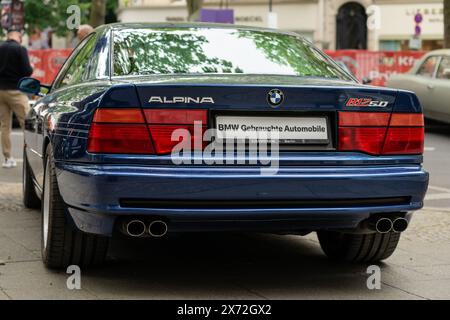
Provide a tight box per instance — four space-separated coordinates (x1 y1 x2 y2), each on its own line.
267 89 284 107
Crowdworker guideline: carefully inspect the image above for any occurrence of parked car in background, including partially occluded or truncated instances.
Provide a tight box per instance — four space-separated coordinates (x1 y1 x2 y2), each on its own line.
387 49 450 124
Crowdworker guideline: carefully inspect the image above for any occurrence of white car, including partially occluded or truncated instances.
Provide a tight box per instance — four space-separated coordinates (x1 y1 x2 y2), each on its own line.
386 49 450 124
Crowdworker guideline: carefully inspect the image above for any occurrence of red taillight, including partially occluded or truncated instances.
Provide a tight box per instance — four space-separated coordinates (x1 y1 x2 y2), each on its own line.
145 109 207 154
338 112 424 155
382 127 424 154
389 113 424 127
144 109 207 124
339 112 390 127
92 108 145 123
87 123 154 154
339 127 387 155
87 108 207 155
149 125 205 154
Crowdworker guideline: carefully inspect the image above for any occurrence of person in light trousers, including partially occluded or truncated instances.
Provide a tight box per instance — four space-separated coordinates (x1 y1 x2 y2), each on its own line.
0 28 33 168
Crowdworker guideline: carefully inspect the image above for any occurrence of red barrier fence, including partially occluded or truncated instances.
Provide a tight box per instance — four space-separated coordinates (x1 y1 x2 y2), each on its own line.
325 50 426 86
26 49 427 87
28 49 72 85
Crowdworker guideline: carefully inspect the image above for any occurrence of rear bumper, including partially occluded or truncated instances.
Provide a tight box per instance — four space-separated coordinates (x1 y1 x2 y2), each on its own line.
55 162 429 236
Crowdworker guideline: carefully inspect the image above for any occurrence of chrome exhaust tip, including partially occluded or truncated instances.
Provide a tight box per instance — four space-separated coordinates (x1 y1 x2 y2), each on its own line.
375 218 393 233
148 220 168 237
125 220 146 237
392 217 408 233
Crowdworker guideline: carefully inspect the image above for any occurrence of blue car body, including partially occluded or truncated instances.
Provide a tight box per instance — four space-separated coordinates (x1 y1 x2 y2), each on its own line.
23 23 428 239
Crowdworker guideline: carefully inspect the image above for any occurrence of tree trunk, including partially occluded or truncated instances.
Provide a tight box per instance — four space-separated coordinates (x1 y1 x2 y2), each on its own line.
445 0 450 48
187 0 204 21
90 0 107 28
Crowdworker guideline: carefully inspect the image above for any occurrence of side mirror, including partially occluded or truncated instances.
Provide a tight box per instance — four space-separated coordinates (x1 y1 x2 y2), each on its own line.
362 77 372 85
18 77 49 96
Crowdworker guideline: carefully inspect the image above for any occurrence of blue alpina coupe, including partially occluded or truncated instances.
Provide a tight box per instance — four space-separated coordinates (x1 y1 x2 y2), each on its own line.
19 23 428 268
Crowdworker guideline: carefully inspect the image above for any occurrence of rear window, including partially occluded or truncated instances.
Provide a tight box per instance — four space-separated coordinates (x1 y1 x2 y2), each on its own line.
113 27 353 80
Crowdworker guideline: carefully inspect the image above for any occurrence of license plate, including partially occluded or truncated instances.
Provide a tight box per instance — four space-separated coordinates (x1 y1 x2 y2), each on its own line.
215 116 329 144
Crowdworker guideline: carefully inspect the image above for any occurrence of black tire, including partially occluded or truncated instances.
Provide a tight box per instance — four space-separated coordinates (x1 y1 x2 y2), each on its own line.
317 230 401 263
41 144 109 269
23 147 41 209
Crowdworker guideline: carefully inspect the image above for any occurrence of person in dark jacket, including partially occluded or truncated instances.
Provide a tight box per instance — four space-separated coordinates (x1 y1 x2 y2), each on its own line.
0 29 33 168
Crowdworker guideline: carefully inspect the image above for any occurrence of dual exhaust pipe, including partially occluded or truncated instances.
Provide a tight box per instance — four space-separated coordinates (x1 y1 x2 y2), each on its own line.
370 217 409 233
124 219 168 238
124 216 407 236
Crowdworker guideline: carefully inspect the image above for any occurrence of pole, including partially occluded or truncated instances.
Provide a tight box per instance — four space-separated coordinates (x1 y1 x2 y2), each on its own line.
445 0 450 48
269 0 272 13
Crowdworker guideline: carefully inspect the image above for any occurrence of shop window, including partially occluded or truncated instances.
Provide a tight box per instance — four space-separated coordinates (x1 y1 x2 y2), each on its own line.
379 40 401 52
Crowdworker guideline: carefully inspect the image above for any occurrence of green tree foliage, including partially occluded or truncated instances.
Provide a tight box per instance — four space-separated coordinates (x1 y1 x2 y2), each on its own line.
113 29 237 76
0 0 117 36
112 28 348 80
237 30 344 78
24 0 91 36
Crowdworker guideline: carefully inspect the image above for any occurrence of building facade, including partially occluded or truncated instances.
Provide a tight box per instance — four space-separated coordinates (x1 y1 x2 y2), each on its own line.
117 0 445 51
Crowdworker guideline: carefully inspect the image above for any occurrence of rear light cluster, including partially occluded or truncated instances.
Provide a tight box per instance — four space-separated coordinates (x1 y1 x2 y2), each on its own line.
338 112 424 155
87 108 424 156
87 108 207 155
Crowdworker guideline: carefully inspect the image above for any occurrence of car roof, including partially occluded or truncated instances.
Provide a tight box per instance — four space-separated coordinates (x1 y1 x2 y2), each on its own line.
423 49 450 56
96 22 302 38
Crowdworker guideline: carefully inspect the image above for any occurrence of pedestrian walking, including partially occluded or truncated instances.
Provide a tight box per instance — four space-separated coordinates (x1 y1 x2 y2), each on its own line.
0 28 33 168
77 24 94 42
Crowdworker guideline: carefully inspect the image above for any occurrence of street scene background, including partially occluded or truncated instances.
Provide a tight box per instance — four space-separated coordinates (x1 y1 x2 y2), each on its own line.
0 0 450 299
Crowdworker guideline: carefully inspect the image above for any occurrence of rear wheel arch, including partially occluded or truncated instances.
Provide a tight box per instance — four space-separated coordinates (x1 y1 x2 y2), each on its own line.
41 143 108 269
42 137 51 164
23 146 41 209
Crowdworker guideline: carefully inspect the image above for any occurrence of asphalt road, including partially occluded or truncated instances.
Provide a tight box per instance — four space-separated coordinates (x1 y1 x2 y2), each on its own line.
0 123 449 300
